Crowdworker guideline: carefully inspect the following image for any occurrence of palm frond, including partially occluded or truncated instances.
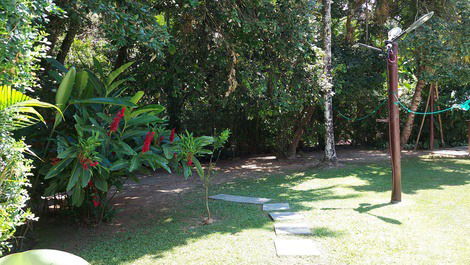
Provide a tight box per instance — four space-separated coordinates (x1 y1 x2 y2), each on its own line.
0 85 62 130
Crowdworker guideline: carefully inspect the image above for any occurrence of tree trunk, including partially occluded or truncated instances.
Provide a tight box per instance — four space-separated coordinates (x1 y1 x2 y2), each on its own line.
322 0 337 164
114 46 129 70
56 14 80 64
287 106 315 159
400 65 426 146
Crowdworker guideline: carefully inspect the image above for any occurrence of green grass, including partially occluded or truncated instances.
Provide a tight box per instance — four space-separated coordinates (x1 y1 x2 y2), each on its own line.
37 158 470 265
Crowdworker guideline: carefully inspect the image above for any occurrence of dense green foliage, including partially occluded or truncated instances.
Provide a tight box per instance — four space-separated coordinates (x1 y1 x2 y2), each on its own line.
0 85 58 255
40 0 468 155
0 0 57 91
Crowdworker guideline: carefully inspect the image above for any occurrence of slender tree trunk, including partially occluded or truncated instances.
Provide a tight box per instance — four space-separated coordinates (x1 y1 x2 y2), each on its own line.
287 106 315 159
322 0 337 164
400 65 426 146
56 14 80 64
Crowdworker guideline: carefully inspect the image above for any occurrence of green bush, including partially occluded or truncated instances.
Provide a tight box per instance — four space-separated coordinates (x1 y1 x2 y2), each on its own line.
0 125 36 255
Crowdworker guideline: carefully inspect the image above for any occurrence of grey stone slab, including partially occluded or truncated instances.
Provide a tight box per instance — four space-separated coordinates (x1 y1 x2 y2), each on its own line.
269 211 304 221
208 194 271 204
262 203 290 211
274 239 321 256
274 223 312 235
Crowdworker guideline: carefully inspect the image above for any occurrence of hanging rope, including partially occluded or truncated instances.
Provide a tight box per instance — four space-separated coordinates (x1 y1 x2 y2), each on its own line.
393 93 470 114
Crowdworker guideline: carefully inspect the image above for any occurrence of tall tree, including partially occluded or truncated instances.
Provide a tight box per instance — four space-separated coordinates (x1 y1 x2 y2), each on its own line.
322 0 337 163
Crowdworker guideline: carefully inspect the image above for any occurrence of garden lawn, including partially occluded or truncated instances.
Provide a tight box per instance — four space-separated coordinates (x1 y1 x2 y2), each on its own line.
38 158 470 265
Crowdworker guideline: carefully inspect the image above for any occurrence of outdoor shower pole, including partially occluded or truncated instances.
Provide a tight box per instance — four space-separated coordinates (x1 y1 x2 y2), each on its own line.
387 41 402 203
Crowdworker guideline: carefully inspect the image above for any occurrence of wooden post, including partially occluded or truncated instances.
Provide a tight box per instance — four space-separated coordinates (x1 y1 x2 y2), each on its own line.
467 120 470 154
387 42 401 203
414 86 432 150
435 85 445 147
429 84 435 150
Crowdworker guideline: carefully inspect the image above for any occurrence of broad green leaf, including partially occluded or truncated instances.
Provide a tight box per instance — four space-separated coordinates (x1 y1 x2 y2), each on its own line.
107 62 134 86
66 162 80 192
106 78 130 96
192 157 204 178
130 104 165 118
57 147 77 159
129 91 144 104
71 187 84 206
85 70 106 96
182 163 192 179
121 129 147 140
127 115 164 126
69 97 137 107
45 158 73 179
115 141 137 155
80 168 91 188
75 71 89 98
153 154 171 173
54 67 76 128
129 156 140 172
94 177 108 192
162 144 173 159
109 160 129 171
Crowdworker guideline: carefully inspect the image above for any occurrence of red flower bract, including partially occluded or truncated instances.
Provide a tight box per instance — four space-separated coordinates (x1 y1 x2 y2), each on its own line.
108 107 126 135
50 157 61 166
170 128 176 143
142 131 155 153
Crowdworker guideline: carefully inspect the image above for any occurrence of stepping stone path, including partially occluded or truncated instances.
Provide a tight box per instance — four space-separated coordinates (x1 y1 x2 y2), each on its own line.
269 211 304 221
274 239 321 256
263 203 290 211
209 194 271 204
274 223 312 235
209 194 322 257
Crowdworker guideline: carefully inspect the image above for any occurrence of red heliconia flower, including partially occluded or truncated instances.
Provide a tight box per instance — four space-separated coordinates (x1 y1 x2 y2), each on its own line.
187 154 193 166
90 161 99 167
88 180 94 187
170 128 176 143
142 131 155 153
108 107 126 136
92 199 100 207
82 162 89 170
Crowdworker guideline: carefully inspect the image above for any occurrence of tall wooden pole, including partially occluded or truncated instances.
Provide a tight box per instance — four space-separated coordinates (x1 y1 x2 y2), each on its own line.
429 84 435 150
387 42 402 203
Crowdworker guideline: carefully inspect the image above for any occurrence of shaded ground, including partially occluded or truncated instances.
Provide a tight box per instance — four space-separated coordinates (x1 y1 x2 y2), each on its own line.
35 147 468 253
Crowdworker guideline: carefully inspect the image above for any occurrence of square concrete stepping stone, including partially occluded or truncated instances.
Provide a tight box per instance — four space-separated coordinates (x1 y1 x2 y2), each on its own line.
269 211 304 221
274 223 312 235
208 194 271 204
263 203 290 211
274 239 320 256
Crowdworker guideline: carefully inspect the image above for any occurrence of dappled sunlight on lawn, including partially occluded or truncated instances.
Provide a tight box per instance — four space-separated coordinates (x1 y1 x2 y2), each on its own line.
36 158 469 265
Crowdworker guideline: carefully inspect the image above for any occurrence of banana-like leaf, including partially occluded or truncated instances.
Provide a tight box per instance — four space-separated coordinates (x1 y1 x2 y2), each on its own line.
69 97 137 107
107 62 134 87
75 71 89 98
85 70 106 96
130 104 165 118
106 78 131 97
53 67 76 129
